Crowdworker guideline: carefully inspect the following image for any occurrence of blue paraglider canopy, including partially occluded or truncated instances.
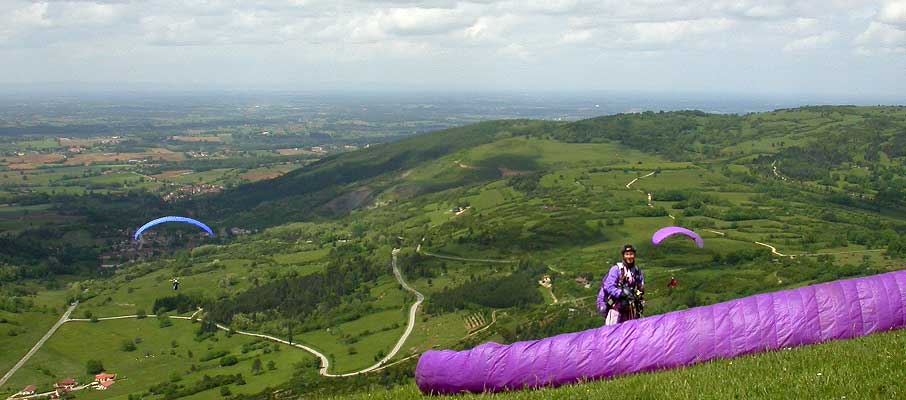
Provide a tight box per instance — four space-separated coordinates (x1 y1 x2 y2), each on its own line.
134 216 214 240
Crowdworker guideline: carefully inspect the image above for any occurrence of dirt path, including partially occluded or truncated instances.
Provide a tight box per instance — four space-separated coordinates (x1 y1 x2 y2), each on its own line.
754 241 788 257
0 303 78 389
625 171 656 189
771 160 787 181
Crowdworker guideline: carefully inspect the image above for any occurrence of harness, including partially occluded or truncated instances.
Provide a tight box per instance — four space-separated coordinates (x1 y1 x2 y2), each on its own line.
605 262 643 312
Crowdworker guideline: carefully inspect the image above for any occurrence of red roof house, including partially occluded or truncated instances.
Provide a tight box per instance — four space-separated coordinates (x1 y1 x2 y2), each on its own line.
54 378 77 389
95 381 115 391
95 373 117 382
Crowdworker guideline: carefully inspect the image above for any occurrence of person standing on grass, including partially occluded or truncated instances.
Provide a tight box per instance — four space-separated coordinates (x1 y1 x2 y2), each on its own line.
597 244 645 325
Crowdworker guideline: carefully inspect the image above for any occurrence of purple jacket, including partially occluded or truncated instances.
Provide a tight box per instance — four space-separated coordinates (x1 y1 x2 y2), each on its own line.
596 262 644 314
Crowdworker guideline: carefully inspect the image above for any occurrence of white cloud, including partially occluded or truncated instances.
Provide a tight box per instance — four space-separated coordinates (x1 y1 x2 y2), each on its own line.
607 18 736 49
779 17 820 34
559 29 592 44
855 2 906 54
498 42 533 61
856 21 906 52
878 0 906 27
377 7 474 36
0 0 902 96
783 31 838 52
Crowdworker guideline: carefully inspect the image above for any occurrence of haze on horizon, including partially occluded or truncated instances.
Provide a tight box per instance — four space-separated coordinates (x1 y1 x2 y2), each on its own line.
1 0 904 102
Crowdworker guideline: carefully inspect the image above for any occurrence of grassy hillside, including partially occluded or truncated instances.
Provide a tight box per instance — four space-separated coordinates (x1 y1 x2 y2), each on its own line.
2 106 905 399
328 327 906 400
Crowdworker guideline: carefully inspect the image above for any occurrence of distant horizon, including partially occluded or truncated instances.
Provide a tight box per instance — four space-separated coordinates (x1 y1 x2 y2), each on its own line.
0 85 901 103
0 87 901 119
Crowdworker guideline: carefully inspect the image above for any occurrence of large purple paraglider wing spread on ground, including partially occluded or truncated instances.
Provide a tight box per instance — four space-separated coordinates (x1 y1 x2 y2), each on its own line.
415 270 906 394
652 226 704 248
134 216 215 240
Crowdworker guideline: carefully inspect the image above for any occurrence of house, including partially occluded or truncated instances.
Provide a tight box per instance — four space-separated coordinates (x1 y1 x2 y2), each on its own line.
55 378 77 390
95 381 115 391
19 385 37 396
95 373 116 383
538 275 552 288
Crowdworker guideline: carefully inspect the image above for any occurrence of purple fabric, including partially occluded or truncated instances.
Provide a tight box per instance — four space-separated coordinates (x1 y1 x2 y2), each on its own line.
416 270 906 394
652 226 704 248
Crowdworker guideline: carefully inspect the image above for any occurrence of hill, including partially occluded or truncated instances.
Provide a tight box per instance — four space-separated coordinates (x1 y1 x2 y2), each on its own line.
1 106 905 399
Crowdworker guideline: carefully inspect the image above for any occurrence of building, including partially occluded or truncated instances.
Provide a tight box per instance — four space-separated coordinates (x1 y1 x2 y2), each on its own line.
538 275 552 288
55 378 77 390
19 385 37 396
95 373 116 383
95 381 115 391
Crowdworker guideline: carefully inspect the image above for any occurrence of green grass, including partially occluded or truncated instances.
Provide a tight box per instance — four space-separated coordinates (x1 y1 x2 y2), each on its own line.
0 311 59 380
272 248 330 265
0 318 312 400
461 138 663 168
168 169 233 184
329 328 906 399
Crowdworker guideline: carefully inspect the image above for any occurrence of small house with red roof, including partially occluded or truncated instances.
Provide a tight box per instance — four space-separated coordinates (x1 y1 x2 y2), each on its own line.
54 378 77 390
19 385 37 396
95 373 116 383
95 381 115 391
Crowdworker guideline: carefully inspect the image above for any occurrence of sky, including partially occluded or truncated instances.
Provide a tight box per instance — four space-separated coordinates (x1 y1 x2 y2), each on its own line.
1 0 904 100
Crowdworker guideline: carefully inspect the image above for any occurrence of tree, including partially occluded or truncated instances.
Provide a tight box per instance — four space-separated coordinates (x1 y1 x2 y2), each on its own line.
251 358 262 375
136 309 147 319
220 386 231 397
86 359 104 374
266 360 276 371
121 339 136 352
220 355 238 367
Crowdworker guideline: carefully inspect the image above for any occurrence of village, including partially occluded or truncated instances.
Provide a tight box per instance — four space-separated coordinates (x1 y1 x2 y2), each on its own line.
8 373 118 400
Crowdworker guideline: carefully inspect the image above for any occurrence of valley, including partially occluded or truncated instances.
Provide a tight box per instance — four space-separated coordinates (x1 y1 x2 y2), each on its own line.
1 105 905 399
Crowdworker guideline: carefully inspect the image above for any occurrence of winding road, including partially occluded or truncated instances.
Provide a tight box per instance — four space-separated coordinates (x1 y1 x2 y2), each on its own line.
2 251 425 385
205 249 425 377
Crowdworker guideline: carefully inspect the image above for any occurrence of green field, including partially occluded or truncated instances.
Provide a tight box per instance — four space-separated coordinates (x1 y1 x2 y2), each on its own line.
0 318 313 400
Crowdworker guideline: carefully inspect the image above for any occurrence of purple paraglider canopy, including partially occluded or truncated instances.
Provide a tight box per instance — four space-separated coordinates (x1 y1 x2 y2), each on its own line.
652 226 704 248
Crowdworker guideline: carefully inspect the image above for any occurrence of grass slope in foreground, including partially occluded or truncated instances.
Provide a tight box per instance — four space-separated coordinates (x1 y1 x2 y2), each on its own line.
329 327 906 400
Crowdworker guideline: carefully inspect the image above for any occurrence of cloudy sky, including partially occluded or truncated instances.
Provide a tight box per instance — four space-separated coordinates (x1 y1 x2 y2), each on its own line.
1 0 904 99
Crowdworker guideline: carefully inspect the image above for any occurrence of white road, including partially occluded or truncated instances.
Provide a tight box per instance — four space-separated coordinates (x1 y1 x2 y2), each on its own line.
625 171 656 189
0 302 78 389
